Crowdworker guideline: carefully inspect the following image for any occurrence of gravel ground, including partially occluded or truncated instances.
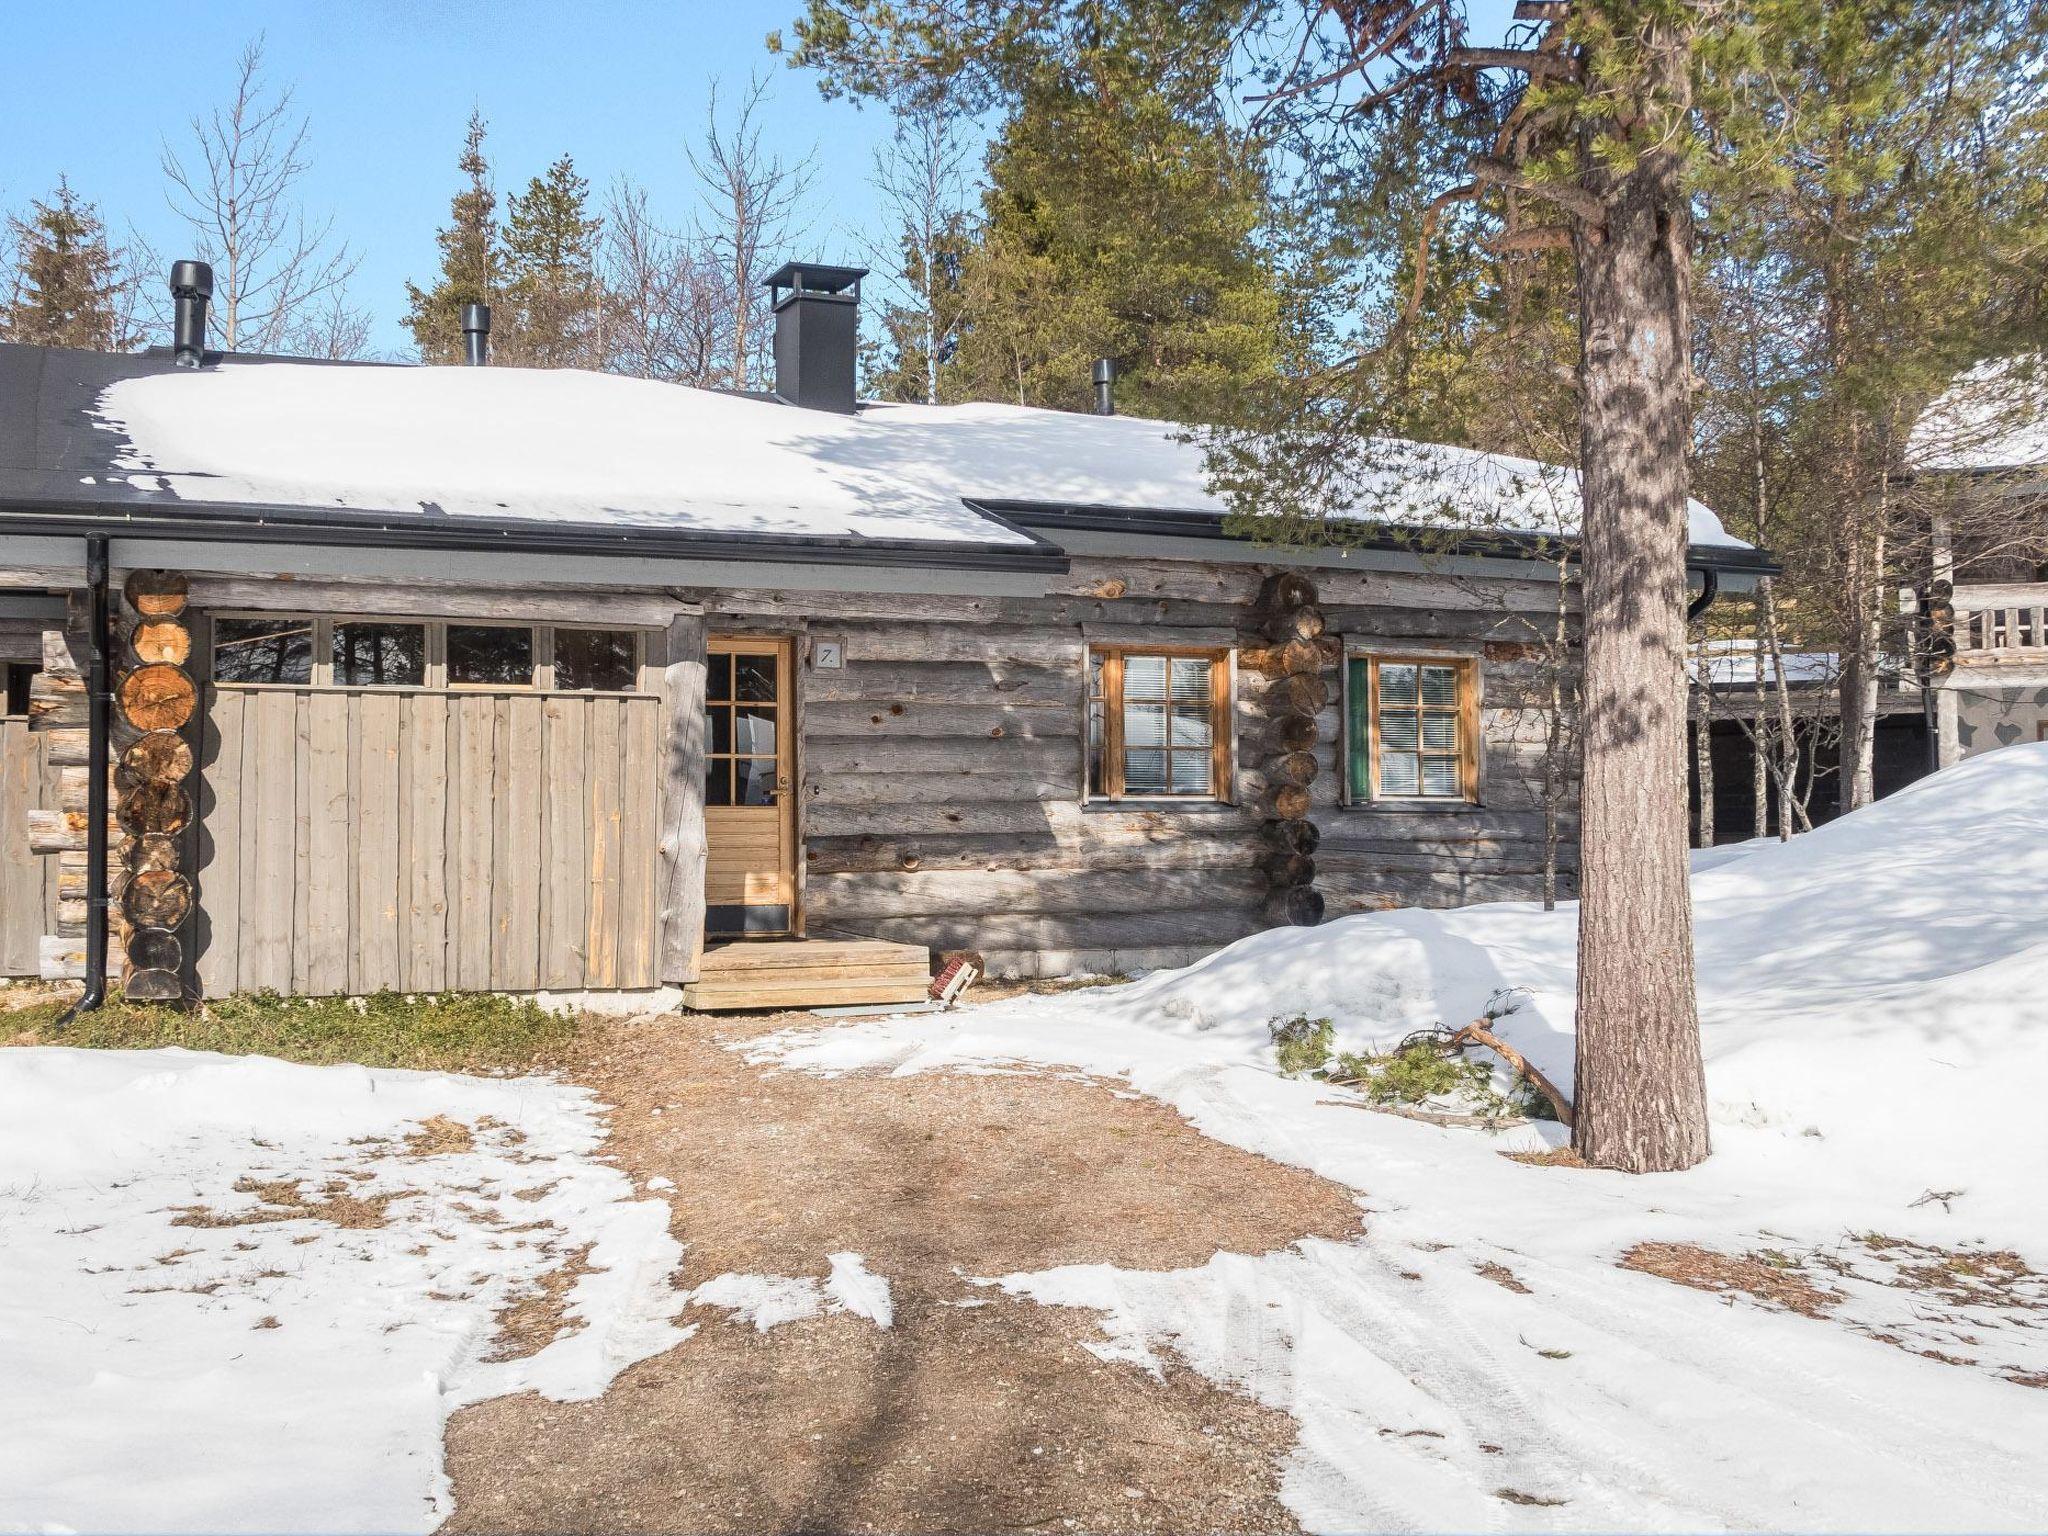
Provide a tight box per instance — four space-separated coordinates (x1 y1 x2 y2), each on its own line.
441 1009 1365 1533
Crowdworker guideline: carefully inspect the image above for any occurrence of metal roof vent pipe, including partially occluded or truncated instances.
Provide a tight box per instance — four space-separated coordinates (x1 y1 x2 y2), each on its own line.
461 302 491 366
765 262 867 413
170 260 213 368
1092 357 1116 416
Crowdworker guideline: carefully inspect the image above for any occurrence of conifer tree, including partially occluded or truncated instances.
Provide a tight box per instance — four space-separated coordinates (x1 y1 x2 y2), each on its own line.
499 155 604 368
403 111 504 364
942 15 1292 422
2 178 130 350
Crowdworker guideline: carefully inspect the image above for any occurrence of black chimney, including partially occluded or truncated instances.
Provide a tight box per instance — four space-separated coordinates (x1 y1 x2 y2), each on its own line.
170 260 213 368
461 302 491 366
764 262 867 413
1092 357 1116 416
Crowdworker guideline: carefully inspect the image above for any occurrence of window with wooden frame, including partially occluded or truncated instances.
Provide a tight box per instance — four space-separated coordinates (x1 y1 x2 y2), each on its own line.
208 616 646 693
1087 648 1232 801
1345 654 1479 803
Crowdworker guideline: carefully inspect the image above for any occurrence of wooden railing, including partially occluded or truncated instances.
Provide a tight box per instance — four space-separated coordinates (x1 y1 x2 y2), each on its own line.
1951 585 2048 662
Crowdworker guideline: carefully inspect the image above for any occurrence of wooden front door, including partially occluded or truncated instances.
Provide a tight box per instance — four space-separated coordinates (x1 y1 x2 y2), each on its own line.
703 636 797 936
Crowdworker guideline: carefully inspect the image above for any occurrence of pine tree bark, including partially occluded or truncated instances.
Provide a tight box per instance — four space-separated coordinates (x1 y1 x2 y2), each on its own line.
1570 137 1710 1174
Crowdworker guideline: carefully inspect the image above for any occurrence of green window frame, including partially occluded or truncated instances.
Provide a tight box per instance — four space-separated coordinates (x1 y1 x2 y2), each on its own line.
1346 654 1478 803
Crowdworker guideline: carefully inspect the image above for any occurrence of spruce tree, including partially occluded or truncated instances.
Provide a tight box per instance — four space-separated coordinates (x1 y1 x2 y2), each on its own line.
498 155 604 368
403 111 504 364
2 178 128 351
943 21 1293 423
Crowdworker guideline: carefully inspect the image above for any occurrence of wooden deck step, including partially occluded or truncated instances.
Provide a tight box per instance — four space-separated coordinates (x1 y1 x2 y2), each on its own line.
681 938 933 1012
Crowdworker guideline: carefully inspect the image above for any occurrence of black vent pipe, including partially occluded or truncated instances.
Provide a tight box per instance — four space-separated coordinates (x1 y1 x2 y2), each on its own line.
57 534 112 1024
462 302 491 366
1092 358 1116 416
171 261 213 367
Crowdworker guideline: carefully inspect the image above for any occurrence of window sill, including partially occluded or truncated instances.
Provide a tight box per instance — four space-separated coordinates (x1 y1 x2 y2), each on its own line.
1340 798 1486 814
1083 797 1242 814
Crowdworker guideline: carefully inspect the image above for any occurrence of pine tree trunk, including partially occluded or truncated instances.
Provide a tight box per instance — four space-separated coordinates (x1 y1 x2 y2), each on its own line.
1570 144 1710 1174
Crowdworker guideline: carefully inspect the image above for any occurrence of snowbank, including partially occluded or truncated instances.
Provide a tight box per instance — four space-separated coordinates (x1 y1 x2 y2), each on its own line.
89 363 1745 548
0 1048 688 1534
752 746 2048 1530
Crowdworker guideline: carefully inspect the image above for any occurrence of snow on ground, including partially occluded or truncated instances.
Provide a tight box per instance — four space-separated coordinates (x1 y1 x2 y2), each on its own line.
0 1048 688 1534
89 362 1745 547
752 745 2048 1531
681 1252 894 1333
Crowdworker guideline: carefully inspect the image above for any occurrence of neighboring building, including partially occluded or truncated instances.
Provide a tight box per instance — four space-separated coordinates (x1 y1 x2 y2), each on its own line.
1686 641 1930 844
1907 356 2048 763
0 260 1770 1007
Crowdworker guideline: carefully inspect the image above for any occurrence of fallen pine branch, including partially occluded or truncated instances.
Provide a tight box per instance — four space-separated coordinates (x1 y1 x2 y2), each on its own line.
1316 1098 1535 1131
1448 1020 1575 1128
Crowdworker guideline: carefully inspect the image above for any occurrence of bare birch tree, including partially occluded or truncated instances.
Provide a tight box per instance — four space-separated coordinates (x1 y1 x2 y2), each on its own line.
600 179 730 384
688 74 815 391
159 37 364 354
869 100 975 404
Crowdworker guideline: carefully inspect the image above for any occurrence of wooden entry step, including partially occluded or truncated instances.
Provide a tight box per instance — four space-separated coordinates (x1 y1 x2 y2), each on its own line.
681 938 933 1012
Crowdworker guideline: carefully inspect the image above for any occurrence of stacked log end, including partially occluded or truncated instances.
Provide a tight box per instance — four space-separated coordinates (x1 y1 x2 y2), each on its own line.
115 571 196 1003
1247 572 1329 927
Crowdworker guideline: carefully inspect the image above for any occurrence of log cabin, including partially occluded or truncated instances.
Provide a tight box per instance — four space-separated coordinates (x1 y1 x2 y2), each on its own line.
0 260 1773 1010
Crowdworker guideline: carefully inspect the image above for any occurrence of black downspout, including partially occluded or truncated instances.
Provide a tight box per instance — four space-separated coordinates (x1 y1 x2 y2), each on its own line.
1685 565 1719 622
57 535 112 1024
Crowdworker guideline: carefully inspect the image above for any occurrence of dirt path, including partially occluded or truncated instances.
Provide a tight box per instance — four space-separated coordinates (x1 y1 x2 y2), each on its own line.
441 1012 1365 1533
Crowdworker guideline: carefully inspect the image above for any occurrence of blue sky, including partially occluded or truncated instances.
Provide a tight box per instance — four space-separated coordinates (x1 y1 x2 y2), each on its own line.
2 1 903 356
5 1 1520 359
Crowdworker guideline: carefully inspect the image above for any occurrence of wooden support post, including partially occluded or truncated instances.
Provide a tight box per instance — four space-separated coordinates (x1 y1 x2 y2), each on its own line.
658 610 709 985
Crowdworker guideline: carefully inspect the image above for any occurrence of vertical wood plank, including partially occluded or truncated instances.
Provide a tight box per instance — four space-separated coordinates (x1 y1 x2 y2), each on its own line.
540 697 588 989
196 686 243 998
354 692 403 994
451 696 496 990
0 719 41 975
658 613 708 983
492 695 543 991
242 690 298 992
303 692 351 995
290 694 313 992
617 697 659 988
584 697 622 989
402 695 450 992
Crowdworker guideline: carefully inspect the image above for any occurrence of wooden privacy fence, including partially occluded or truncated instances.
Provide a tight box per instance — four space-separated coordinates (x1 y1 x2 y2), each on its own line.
2 716 62 976
197 688 663 997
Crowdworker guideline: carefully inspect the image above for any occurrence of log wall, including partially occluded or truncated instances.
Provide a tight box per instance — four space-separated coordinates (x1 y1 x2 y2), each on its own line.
692 553 1579 977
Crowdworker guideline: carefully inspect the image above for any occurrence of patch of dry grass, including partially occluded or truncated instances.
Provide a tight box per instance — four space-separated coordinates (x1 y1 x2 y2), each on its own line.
402 1115 477 1157
172 1176 404 1231
1476 1261 1533 1294
484 1243 597 1363
1620 1241 1841 1317
1502 1146 1587 1168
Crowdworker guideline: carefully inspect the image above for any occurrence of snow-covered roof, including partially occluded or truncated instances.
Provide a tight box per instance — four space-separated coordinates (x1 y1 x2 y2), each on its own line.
1907 355 2048 474
84 360 1747 551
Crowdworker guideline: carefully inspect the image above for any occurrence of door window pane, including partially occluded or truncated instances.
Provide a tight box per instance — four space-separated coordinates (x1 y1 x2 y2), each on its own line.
704 760 732 806
333 622 425 687
733 707 777 756
707 653 733 702
448 625 533 686
735 758 778 806
555 628 636 691
734 653 777 701
214 616 313 684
